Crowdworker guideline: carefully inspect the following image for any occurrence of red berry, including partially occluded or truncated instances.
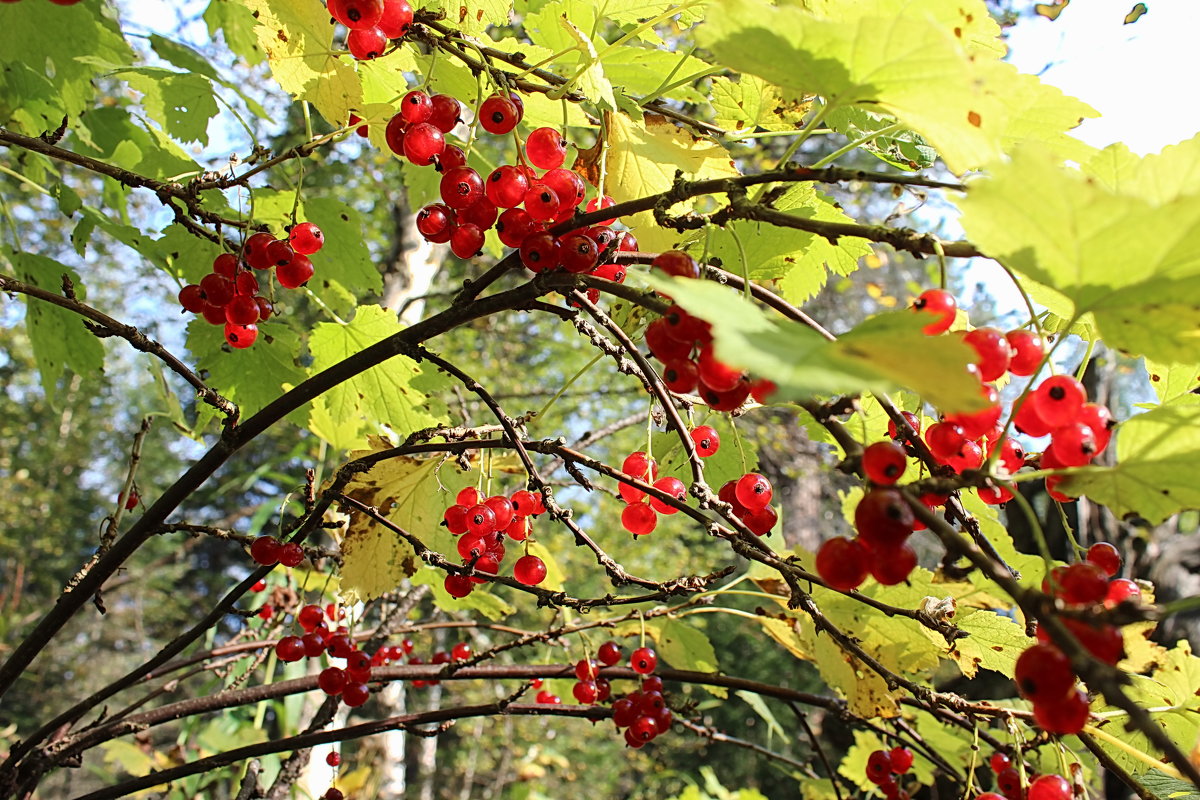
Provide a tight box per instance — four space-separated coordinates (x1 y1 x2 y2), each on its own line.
179 284 206 313
585 195 617 226
428 94 462 132
451 642 472 661
662 359 699 393
887 411 922 441
559 233 599 273
989 752 1012 774
645 318 692 362
497 208 538 248
1058 562 1108 605
862 441 907 485
621 502 658 536
318 667 348 696
479 95 521 134
630 646 657 674
510 489 545 516
1028 774 1073 800
450 223 485 259
417 204 455 241
200 273 235 307
963 327 1012 382
486 165 530 208
735 473 772 511
854 488 914 548
598 641 622 666
519 231 559 272
276 254 314 289
1079 403 1115 454
541 168 585 212
298 604 325 631
690 426 720 457
377 0 413 37
1032 375 1087 429
440 167 485 209
573 680 599 704
444 573 473 598
869 542 918 585
385 112 407 155
1006 329 1045 376
925 422 967 461
1105 578 1142 607
250 536 282 566
742 505 778 536
1014 643 1075 702
648 476 687 515
403 122 445 165
912 289 956 335
866 749 894 784
347 26 387 60
513 554 547 586
652 250 701 279
524 183 561 222
997 767 1022 796
619 451 658 503
276 636 306 662
525 127 568 170
225 295 260 326
329 0 385 30
278 542 304 567
889 747 914 774
326 752 341 767
697 345 744 392
342 682 370 707
1045 423 1098 467
251 579 266 592
815 537 869 592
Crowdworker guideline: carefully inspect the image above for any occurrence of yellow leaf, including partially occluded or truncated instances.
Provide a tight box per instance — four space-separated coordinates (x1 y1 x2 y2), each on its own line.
603 111 739 253
245 0 362 125
337 450 476 603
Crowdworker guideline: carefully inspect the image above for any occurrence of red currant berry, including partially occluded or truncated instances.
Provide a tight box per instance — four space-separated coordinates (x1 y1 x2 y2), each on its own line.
525 126 568 170
318 667 348 696
276 254 315 289
866 749 894 784
862 440 907 485
513 554 547 586
378 0 413 37
440 167 485 209
869 542 918 585
1045 423 1097 467
815 537 869 592
276 635 306 662
278 542 304 567
486 165 530 208
1006 329 1045 376
1058 562 1108 605
496 208 538 248
225 295 260 326
1014 643 1075 702
541 168 586 211
1032 375 1088 429
690 426 720 457
179 284 206 313
889 747 914 774
735 472 773 511
510 489 545 516
621 502 658 536
347 26 386 59
585 195 617 225
989 752 1012 774
1105 578 1142 607
212 252 239 277
523 183 561 222
444 573 473 598
742 505 778 535
559 233 599 273
630 646 657 674
649 476 686 515
996 767 1022 796
912 288 956 335
329 0 385 30
326 752 341 767
250 536 282 565
887 411 922 441
963 327 1013 382
619 452 658 503
652 250 700 279
450 223 485 259
925 422 967 461
403 122 445 165
854 488 914 548
598 641 622 666
342 682 370 707
519 231 560 272
1028 774 1072 800
451 642 472 661
662 359 699 393
645 319 692 362
479 94 521 134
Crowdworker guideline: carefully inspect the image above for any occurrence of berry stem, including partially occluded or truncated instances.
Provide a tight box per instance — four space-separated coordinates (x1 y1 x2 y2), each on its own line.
534 352 603 420
810 121 905 169
727 225 753 300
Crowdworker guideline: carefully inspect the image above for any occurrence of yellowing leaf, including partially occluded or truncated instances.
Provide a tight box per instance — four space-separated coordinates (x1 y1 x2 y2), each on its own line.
337 450 476 602
1061 400 1200 524
424 0 513 36
711 74 809 133
944 608 1033 679
1144 359 1200 405
698 0 1096 172
558 15 615 110
656 618 725 697
603 111 739 252
245 0 362 125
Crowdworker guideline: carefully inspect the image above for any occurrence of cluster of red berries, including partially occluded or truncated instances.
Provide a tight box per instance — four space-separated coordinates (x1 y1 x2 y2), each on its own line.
269 603 373 706
815 482 919 591
1012 542 1135 734
440 486 549 594
910 288 1115 503
249 534 308 569
642 251 777 410
177 223 325 349
616 450 683 537
328 0 413 61
865 746 915 800
716 471 778 536
978 755 1071 800
373 80 632 280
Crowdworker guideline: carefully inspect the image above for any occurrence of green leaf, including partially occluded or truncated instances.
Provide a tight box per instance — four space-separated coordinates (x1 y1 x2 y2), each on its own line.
120 68 219 145
655 618 723 695
557 16 615 111
70 106 199 183
0 2 134 134
825 106 937 171
946 608 1033 679
1141 770 1200 800
706 183 871 303
1061 399 1200 524
187 318 306 418
637 273 985 412
244 0 362 125
204 0 265 66
302 198 382 317
734 690 783 739
307 305 447 450
413 564 516 620
10 252 105 404
959 145 1200 363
